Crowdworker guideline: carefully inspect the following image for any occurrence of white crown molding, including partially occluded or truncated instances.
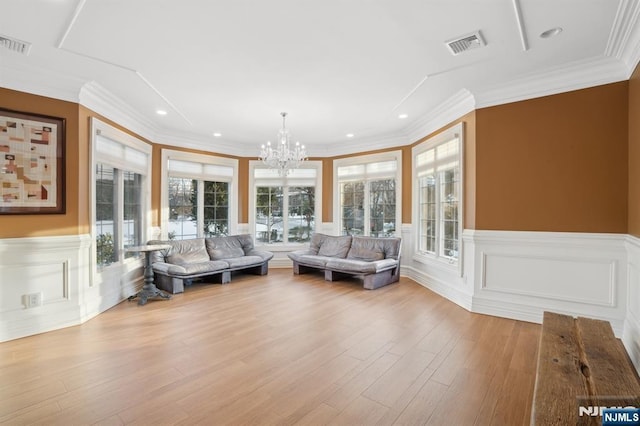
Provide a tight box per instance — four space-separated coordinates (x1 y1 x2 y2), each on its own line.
405 88 476 144
80 81 264 157
314 133 408 157
153 130 247 156
606 0 640 73
474 56 629 109
0 56 83 103
79 81 160 142
315 88 476 157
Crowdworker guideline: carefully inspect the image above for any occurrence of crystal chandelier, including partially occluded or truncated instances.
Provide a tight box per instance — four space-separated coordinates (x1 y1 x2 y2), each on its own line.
259 112 307 176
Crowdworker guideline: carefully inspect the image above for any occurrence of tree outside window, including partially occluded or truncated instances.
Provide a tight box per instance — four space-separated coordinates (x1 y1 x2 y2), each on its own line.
168 178 230 240
256 186 283 243
336 155 399 238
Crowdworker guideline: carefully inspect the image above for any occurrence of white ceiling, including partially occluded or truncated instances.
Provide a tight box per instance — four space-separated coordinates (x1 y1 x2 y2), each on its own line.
1 0 639 157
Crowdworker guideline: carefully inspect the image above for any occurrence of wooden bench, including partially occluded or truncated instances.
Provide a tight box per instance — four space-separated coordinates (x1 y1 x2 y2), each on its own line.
532 311 640 425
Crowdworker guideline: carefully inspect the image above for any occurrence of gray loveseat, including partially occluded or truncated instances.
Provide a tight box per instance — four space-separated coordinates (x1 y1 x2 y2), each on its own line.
287 233 402 289
148 234 273 294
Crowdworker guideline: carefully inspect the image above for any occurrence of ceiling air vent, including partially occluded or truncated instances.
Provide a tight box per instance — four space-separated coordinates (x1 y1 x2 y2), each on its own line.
446 31 485 56
0 35 31 55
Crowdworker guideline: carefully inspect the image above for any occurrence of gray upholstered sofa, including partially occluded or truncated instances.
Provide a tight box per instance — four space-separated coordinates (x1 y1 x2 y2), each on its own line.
148 234 273 294
287 233 402 289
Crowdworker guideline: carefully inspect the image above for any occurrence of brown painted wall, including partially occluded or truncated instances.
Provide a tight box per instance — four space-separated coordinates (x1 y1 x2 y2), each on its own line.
322 158 333 223
464 114 477 230
237 158 249 224
1 81 633 238
475 82 629 233
401 145 412 224
0 89 81 238
629 64 640 237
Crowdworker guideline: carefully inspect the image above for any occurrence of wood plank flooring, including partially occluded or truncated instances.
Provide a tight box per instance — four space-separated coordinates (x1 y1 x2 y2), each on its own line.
0 270 540 425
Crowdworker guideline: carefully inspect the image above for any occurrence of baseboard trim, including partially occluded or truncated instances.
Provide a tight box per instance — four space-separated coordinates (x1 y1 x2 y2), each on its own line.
401 265 473 311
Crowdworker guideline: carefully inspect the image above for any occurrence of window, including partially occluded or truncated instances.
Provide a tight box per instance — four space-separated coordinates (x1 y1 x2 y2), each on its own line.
250 163 322 245
95 164 116 266
413 123 462 263
161 151 237 240
92 120 151 269
335 153 401 237
167 177 230 239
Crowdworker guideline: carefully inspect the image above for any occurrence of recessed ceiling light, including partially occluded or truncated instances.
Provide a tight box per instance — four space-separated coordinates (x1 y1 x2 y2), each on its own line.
213 132 222 137
346 133 355 138
398 114 408 119
156 109 167 115
540 27 562 39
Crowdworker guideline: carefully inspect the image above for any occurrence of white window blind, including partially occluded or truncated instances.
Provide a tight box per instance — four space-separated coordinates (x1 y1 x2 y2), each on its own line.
338 160 397 180
168 159 233 179
254 167 317 187
96 134 149 174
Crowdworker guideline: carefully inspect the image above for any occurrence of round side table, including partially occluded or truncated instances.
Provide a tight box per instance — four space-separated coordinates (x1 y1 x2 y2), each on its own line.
125 244 172 306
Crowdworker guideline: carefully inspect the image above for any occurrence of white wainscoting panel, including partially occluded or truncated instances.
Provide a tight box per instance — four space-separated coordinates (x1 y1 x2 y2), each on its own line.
0 261 69 311
482 254 615 306
624 235 640 373
0 234 91 342
466 230 628 334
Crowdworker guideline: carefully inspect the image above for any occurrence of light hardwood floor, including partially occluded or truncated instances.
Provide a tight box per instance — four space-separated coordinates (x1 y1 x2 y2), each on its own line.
0 269 540 425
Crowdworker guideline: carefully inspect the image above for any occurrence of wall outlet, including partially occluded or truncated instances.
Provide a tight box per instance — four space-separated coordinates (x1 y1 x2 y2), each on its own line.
24 292 43 308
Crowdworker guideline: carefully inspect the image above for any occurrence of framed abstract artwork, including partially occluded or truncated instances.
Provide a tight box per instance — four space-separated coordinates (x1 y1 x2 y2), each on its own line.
0 108 65 214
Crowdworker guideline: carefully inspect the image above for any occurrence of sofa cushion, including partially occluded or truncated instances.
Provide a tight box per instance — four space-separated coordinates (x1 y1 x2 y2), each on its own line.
316 234 352 258
206 236 245 260
156 238 210 264
153 260 229 276
235 234 256 254
349 236 401 261
225 255 267 269
245 249 275 262
289 253 334 268
347 246 384 261
287 249 313 263
326 258 398 274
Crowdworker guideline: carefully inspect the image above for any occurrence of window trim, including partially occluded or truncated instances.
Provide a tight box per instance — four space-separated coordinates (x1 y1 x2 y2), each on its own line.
90 118 152 279
412 123 464 273
333 150 402 237
160 149 238 240
248 160 323 248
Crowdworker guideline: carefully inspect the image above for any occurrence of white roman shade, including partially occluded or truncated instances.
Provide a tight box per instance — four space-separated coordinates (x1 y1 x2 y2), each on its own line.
254 167 317 187
95 134 149 174
168 159 234 180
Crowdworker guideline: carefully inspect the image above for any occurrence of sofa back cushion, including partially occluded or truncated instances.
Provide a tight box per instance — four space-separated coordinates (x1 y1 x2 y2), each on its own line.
310 233 352 258
148 238 210 265
206 235 246 260
347 236 401 261
235 234 256 254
